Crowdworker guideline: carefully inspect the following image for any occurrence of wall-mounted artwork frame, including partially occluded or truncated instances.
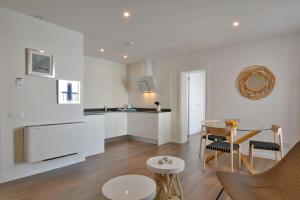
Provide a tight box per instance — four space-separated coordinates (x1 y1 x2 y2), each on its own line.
57 80 81 104
237 65 275 100
26 48 55 78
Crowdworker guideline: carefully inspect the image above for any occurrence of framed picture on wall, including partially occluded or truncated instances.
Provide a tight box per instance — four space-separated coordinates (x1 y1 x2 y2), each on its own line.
26 48 55 78
57 80 81 104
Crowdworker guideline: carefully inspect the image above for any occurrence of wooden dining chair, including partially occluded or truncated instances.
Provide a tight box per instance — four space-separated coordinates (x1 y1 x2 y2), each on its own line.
203 126 241 172
249 124 284 167
199 120 227 158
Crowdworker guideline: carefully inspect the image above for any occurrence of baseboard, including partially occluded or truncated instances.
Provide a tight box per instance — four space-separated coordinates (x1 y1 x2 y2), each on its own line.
2 155 85 183
169 137 187 144
189 131 201 136
128 135 158 145
105 135 128 143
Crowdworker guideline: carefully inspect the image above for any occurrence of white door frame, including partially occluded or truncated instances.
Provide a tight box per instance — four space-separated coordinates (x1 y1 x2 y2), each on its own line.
178 67 207 143
0 37 4 182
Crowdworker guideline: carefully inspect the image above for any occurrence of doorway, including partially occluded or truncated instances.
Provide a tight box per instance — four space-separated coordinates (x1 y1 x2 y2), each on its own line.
179 69 206 143
188 70 206 135
0 37 3 182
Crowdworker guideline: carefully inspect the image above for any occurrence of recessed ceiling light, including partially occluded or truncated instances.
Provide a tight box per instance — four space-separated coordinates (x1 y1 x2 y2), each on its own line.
39 50 45 53
123 11 131 18
100 48 105 53
123 55 128 59
233 21 240 27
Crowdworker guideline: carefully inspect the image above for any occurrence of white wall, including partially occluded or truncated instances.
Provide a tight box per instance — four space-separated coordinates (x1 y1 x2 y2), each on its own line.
84 56 128 108
128 33 300 157
0 7 84 183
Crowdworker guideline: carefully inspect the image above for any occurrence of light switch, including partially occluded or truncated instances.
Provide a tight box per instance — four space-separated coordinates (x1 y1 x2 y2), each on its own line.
9 112 25 119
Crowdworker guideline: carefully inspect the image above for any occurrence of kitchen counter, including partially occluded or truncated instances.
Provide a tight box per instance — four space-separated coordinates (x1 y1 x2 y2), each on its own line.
84 111 105 115
84 108 171 115
84 108 172 146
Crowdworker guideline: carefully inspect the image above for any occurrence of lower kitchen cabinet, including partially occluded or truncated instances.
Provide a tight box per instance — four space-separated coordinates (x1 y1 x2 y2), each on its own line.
105 112 127 139
127 112 171 145
84 114 105 156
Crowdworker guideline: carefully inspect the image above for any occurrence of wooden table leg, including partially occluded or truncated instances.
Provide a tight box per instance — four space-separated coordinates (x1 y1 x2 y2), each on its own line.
154 174 167 200
205 130 261 174
205 151 223 163
175 174 184 199
241 155 256 174
154 173 183 200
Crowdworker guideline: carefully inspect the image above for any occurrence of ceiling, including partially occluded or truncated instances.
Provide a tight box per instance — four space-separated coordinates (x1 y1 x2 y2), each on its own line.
1 0 300 64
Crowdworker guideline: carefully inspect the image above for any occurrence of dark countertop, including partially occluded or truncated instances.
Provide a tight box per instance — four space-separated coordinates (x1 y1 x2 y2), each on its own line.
84 108 171 115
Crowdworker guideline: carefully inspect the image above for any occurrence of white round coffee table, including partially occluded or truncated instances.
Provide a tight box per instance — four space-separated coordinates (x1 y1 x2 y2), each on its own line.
146 156 185 200
102 175 156 200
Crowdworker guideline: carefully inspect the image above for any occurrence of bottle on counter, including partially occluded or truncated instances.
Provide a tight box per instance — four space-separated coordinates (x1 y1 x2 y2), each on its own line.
104 106 108 112
157 105 161 112
154 101 161 112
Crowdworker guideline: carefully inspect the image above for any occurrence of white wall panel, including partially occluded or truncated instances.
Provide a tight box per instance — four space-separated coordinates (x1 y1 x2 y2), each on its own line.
0 7 84 182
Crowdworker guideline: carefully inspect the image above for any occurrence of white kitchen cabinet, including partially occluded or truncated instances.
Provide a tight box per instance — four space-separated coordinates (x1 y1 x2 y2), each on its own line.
105 112 127 139
127 112 171 145
84 114 105 156
127 113 157 140
121 113 128 136
105 113 116 139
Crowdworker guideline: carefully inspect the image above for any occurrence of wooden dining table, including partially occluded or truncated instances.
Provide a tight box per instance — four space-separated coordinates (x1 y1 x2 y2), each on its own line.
204 124 270 174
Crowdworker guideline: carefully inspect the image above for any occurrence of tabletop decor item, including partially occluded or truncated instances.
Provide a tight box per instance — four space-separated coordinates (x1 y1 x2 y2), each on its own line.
237 65 275 100
154 101 161 112
26 48 55 78
158 157 173 164
225 119 239 127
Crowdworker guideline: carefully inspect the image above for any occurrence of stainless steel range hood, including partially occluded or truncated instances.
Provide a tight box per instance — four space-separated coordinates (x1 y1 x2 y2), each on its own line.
137 76 157 93
131 59 158 93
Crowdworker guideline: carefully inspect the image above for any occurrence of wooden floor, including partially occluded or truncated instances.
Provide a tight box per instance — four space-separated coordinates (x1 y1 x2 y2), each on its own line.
0 134 275 200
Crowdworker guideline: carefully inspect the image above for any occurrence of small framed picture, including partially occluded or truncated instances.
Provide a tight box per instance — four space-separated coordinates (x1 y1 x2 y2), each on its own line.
26 48 55 78
57 80 81 104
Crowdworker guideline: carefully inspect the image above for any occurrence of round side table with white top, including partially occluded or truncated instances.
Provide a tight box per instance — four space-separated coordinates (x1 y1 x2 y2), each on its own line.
102 175 156 200
146 156 185 200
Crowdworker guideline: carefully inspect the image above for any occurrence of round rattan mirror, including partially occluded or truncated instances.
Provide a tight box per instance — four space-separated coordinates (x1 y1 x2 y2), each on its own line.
237 65 275 100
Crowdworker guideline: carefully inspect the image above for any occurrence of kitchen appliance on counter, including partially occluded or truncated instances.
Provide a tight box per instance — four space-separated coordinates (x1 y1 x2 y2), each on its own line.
118 104 136 112
125 103 132 109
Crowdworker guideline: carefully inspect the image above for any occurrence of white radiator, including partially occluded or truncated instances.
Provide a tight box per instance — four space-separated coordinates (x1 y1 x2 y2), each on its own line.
24 122 86 163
